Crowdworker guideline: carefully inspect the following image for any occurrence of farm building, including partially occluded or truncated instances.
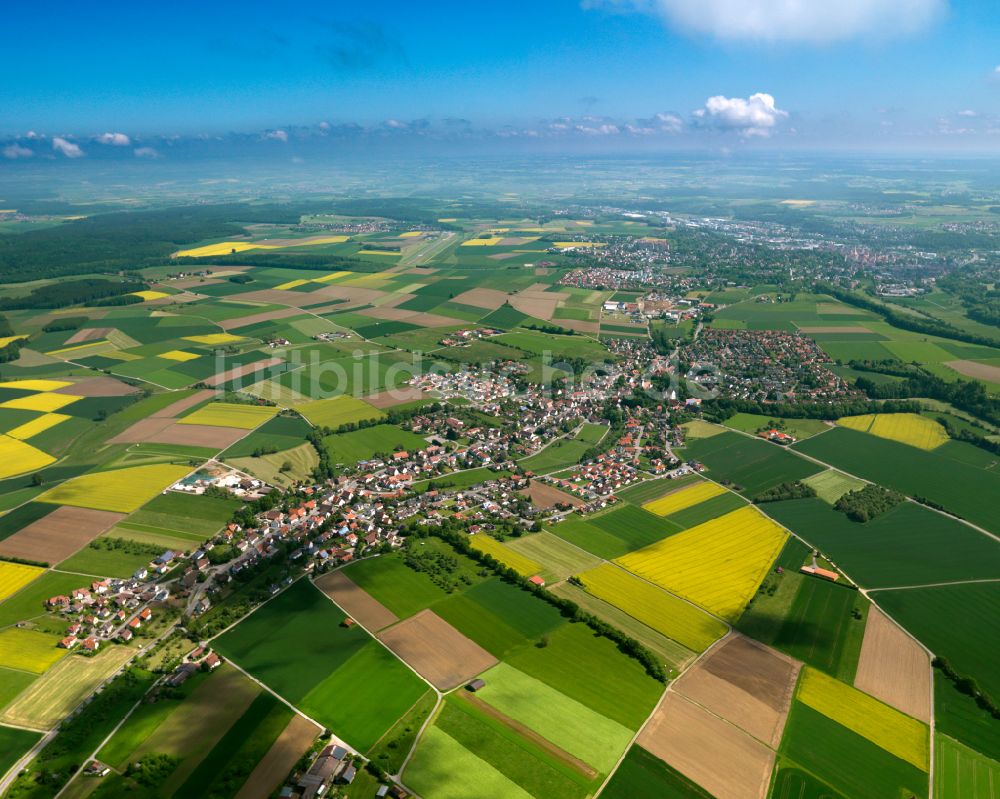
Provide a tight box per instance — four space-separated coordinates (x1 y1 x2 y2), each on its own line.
801 564 839 581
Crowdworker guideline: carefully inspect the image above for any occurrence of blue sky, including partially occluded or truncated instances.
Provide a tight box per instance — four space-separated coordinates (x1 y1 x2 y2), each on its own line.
2 0 999 155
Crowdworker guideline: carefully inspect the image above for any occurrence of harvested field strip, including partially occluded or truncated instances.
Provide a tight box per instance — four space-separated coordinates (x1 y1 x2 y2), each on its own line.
615 506 787 621
935 733 1000 799
637 691 775 799
233 714 321 799
548 582 696 672
0 507 125 565
642 480 726 516
377 609 498 691
474 662 633 774
313 570 398 631
577 564 726 652
854 607 931 723
0 562 45 601
502 532 602 583
0 646 134 729
838 412 948 450
469 534 543 577
797 666 929 770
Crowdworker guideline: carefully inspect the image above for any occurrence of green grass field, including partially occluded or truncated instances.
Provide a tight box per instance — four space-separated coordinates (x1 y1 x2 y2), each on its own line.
801 469 866 503
519 438 593 474
58 543 157 578
683 431 823 495
502 531 602 583
936 733 1000 799
323 423 428 463
780 702 928 799
723 413 830 440
474 662 634 774
768 764 846 799
0 724 42 783
935 671 1000 762
601 746 714 799
662 490 748 529
614 474 700 505
0 570 90 627
295 395 385 428
765 498 1000 588
546 505 683 561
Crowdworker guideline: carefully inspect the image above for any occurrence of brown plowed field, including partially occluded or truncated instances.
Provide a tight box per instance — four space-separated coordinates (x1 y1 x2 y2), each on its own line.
151 389 215 418
65 327 112 344
451 288 510 310
108 416 176 444
361 307 460 327
673 634 800 747
378 609 497 690
314 570 399 631
55 377 140 397
0 506 125 564
945 359 1000 383
220 308 301 330
365 386 429 408
146 423 246 449
638 692 774 799
509 296 558 320
233 714 321 799
205 357 283 387
519 481 584 509
854 607 931 723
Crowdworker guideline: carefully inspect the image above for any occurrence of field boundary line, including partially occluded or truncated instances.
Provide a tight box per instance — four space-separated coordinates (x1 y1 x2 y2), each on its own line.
868 577 1000 592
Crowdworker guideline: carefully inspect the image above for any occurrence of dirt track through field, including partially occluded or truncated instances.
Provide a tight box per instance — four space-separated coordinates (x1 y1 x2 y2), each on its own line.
0 506 125 564
233 714 321 799
638 691 774 799
673 634 800 748
314 570 399 631
854 607 931 723
378 609 497 690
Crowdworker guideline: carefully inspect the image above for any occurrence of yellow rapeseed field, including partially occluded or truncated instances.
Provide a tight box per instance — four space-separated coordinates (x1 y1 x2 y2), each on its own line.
359 250 402 256
578 563 726 651
177 401 278 430
797 667 929 770
0 628 67 674
399 231 424 238
0 561 45 601
437 217 458 222
460 237 504 247
554 242 606 248
1 392 81 412
274 279 310 290
173 241 272 258
643 480 726 517
6 413 70 441
46 340 115 358
469 534 543 577
615 506 787 621
38 463 192 513
838 412 947 451
312 271 353 283
0 379 72 391
0 435 56 477
183 333 245 345
0 335 27 348
131 290 170 301
158 349 201 362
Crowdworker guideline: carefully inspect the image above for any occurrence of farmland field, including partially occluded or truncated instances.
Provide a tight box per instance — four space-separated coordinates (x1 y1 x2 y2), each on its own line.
0 627 66 673
801 469 865 503
601 746 714 799
838 412 949 450
615 505 788 620
874 581 1000 700
546 505 681 560
794 427 1000 536
343 552 451 618
615 473 701 505
576 563 727 651
797 666 929 770
37 463 192 513
683 430 823 495
765 498 1000 588
296 394 385 427
177 401 278 429
935 733 1000 799
0 561 44 601
469 534 543 576
0 724 41 784
502 531 602 583
642 480 726 516
322 423 428 463
723 413 830 440
780 701 929 799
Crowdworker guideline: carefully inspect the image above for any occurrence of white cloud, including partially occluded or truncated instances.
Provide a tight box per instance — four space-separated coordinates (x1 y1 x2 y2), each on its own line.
693 92 788 137
594 0 946 43
52 137 84 158
384 119 407 129
318 121 331 131
133 147 160 158
575 123 620 135
957 110 977 117
25 130 43 139
96 132 130 146
3 144 33 159
264 129 288 141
